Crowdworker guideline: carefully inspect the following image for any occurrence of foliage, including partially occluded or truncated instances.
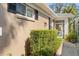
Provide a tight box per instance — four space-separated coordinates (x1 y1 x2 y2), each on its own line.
49 3 78 14
65 31 77 43
49 3 65 13
29 30 62 56
52 38 62 54
68 17 76 35
63 4 78 15
68 18 74 33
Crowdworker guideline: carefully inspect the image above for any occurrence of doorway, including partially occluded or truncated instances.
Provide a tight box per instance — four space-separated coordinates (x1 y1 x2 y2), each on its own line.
54 20 64 38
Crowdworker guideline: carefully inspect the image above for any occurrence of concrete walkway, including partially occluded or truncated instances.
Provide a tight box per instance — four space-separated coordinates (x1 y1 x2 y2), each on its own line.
62 42 78 56
75 43 79 55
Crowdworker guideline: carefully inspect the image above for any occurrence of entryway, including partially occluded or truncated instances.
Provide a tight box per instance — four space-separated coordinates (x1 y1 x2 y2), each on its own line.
54 20 64 38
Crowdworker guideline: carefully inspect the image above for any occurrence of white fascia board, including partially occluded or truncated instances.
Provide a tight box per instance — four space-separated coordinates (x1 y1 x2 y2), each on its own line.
43 4 58 17
56 13 74 18
0 27 2 36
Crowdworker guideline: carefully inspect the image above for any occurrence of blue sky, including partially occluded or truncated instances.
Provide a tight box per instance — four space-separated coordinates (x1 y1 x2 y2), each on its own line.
76 4 79 9
47 3 79 10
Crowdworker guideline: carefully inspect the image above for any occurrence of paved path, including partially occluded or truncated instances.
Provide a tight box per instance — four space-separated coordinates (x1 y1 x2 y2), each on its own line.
62 42 78 56
75 43 79 55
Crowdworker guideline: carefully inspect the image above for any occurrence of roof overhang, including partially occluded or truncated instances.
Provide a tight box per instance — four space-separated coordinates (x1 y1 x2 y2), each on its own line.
54 13 75 20
34 3 57 18
25 4 75 21
56 13 74 18
26 3 57 19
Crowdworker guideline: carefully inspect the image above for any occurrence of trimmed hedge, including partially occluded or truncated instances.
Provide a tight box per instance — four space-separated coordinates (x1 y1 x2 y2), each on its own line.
29 30 62 56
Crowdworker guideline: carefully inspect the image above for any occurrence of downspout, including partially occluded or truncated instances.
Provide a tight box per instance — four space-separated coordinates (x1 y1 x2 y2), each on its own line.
49 17 51 30
63 20 65 39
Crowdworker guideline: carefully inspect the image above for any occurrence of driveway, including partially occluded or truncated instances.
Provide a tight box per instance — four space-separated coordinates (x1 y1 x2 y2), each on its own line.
62 42 78 56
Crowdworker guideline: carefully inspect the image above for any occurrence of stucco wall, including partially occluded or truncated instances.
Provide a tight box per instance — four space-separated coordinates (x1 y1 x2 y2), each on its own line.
0 3 49 56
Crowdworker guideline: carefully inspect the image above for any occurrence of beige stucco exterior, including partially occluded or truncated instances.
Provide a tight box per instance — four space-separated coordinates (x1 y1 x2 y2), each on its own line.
0 3 74 56
0 3 54 56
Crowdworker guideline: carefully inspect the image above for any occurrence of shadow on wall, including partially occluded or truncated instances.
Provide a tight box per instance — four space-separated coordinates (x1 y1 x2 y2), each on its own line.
0 4 17 55
25 38 31 56
0 4 31 55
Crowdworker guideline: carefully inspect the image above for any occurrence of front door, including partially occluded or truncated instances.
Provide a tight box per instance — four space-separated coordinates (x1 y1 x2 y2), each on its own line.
54 21 64 38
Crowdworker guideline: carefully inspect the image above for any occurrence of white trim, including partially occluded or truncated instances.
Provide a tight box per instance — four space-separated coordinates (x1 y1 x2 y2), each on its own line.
0 27 2 36
16 3 35 20
26 5 35 19
16 14 36 22
56 13 74 18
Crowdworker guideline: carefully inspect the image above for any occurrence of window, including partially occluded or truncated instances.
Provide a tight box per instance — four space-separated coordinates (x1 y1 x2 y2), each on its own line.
44 22 47 28
8 3 26 15
8 3 37 20
8 3 16 13
16 4 26 15
35 10 38 20
27 7 33 18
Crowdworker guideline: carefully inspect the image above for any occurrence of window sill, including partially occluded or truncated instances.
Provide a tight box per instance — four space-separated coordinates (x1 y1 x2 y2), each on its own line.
16 14 35 22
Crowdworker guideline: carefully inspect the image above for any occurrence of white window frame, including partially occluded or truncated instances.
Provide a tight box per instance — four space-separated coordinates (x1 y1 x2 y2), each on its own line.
0 27 2 36
16 4 36 21
26 6 35 19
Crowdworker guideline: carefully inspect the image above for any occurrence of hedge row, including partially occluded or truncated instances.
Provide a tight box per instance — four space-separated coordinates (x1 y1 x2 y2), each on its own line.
28 30 62 56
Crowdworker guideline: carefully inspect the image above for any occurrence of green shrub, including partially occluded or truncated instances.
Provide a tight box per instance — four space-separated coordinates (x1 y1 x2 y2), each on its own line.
52 38 62 54
29 30 62 56
65 31 77 43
